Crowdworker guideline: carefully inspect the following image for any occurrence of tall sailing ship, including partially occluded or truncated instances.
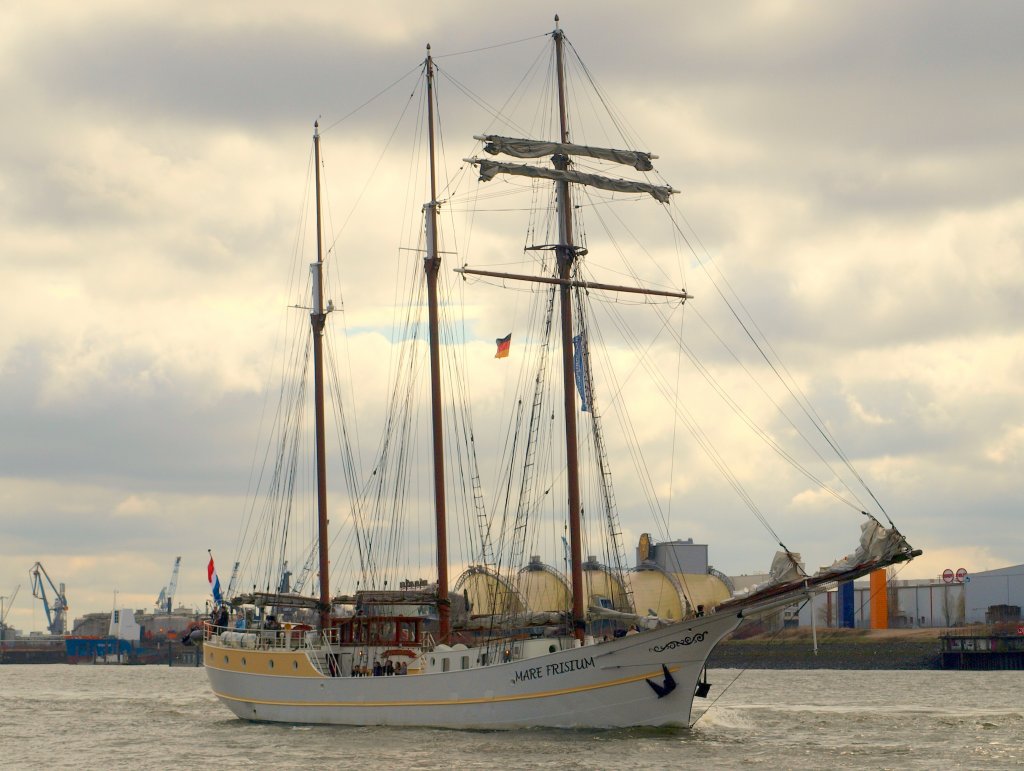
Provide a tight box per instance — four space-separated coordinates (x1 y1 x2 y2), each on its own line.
203 19 918 729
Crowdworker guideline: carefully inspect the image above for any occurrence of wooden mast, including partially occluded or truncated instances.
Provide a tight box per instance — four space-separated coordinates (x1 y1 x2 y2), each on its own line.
424 46 451 641
552 16 586 642
311 121 332 632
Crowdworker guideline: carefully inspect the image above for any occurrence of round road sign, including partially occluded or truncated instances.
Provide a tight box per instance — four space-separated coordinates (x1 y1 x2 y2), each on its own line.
955 568 968 583
942 568 954 584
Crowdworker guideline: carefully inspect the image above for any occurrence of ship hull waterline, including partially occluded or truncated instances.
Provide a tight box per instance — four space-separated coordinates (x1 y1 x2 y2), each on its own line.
204 611 741 729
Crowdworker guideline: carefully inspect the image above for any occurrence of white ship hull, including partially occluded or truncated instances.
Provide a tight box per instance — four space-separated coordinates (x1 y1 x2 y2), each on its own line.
204 611 741 729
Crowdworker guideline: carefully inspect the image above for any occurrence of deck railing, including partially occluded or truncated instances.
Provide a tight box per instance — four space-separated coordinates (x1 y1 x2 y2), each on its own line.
205 622 319 650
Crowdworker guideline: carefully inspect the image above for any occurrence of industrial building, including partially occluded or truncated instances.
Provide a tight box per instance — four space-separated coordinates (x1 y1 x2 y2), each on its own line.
796 563 1024 629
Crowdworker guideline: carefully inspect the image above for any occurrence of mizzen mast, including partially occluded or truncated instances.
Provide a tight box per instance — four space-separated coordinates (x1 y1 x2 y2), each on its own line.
311 121 332 632
424 45 451 641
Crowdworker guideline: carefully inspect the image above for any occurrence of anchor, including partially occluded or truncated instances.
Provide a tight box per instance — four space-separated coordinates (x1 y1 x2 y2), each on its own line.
645 664 677 698
694 667 712 698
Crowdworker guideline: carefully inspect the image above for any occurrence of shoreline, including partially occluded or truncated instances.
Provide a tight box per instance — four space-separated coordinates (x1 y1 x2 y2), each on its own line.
709 628 944 670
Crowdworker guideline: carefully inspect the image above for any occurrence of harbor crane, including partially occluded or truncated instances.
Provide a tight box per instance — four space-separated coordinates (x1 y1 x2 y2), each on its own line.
29 562 68 635
155 556 181 612
291 545 318 596
224 560 240 598
1 584 19 635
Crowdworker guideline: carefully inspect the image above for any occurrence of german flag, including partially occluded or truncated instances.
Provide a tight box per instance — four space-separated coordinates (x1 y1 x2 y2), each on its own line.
494 333 511 359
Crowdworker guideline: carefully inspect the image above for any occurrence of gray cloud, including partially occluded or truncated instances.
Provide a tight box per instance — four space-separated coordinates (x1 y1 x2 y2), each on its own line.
3 0 1022 627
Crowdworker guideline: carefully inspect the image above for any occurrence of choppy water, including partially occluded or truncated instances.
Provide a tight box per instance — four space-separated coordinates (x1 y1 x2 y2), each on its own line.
1 665 1021 769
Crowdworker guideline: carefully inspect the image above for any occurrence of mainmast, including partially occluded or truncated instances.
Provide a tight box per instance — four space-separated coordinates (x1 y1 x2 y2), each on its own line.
552 16 586 642
424 46 451 641
311 122 332 632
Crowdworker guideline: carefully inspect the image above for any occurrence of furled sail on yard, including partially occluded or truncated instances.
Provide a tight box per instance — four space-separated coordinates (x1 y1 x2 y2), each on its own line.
469 158 676 202
478 134 655 170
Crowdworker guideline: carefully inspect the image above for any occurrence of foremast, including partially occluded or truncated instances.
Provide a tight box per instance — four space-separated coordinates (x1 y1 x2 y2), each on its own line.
552 18 586 641
311 122 332 632
462 17 685 643
424 46 451 642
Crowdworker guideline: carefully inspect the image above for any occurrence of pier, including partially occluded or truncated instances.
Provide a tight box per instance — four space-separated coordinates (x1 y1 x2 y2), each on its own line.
940 625 1024 670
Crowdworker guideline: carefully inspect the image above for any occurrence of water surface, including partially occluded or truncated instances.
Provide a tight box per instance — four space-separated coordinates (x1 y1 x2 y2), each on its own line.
2 665 1020 768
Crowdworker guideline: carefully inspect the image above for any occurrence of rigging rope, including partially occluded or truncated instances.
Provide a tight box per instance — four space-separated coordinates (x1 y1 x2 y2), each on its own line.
664 204 895 528
320 64 421 134
433 33 549 60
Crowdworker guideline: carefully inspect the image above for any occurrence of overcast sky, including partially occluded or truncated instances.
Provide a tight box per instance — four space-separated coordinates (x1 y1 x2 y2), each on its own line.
3 1 1022 632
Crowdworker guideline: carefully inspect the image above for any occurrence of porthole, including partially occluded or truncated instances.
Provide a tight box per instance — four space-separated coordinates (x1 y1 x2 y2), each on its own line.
223 655 229 664
549 645 556 653
292 660 299 670
269 659 275 669
241 657 247 667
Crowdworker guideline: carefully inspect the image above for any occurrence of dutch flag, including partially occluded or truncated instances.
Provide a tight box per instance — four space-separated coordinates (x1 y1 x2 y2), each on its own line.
207 551 223 605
